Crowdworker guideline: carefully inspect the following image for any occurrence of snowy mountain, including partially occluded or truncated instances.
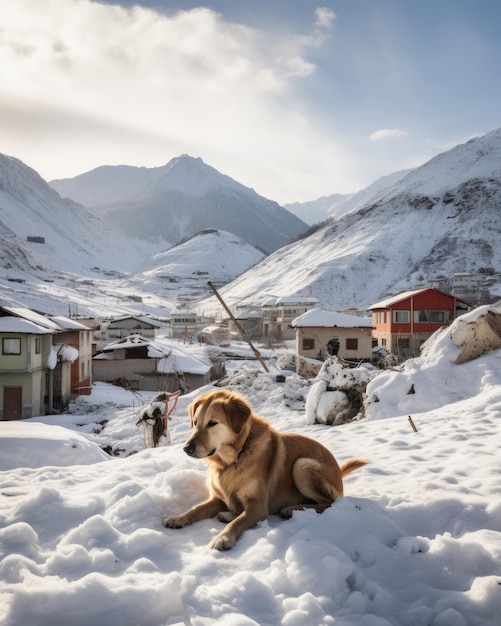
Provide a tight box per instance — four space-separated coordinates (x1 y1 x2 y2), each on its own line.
200 129 501 313
284 169 414 225
2 129 501 320
50 155 308 255
284 193 353 225
109 229 265 312
0 153 146 276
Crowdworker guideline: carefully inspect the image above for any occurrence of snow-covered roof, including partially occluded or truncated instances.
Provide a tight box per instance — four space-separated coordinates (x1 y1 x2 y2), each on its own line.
157 345 211 375
369 287 473 310
235 309 261 319
369 289 426 309
262 296 320 307
0 316 54 334
291 308 372 328
1 306 60 330
97 334 210 375
107 315 163 328
101 334 163 352
51 316 92 331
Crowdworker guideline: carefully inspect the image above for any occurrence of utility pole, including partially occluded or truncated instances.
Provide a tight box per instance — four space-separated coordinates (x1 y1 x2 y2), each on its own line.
207 281 269 373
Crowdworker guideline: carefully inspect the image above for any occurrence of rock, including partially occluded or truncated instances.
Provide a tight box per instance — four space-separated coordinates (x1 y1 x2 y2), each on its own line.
451 307 501 364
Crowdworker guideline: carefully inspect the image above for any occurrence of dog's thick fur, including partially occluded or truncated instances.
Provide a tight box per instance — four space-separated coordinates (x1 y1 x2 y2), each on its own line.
163 389 368 550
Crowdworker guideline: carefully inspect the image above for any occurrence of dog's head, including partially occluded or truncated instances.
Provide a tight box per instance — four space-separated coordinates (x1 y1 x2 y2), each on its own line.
183 390 252 461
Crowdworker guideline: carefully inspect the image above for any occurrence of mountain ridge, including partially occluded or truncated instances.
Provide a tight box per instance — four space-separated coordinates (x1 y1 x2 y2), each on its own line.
1 129 500 319
199 129 501 313
50 155 308 254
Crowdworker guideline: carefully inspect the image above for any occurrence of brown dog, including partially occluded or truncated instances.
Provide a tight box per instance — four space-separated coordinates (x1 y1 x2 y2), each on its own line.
163 389 367 550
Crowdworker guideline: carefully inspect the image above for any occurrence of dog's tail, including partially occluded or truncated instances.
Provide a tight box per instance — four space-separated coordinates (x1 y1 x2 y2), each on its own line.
340 458 369 477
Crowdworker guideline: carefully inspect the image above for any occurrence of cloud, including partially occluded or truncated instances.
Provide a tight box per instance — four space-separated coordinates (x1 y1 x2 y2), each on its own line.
0 0 354 203
369 129 408 141
314 7 336 30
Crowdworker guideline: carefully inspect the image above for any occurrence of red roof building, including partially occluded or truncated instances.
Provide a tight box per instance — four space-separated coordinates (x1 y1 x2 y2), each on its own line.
369 287 474 358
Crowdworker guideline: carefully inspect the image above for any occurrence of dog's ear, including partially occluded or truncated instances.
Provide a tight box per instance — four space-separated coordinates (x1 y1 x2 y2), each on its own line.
188 397 202 424
222 394 251 434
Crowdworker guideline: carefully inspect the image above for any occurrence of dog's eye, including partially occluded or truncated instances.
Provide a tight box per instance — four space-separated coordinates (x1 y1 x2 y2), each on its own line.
207 420 218 428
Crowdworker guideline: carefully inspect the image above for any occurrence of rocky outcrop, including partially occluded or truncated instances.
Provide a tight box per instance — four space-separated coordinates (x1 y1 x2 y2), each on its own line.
451 306 501 364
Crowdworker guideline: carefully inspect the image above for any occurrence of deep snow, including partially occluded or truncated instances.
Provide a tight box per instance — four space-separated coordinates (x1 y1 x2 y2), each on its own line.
1 313 500 625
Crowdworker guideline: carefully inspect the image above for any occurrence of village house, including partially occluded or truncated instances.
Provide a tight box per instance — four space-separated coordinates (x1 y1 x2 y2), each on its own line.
93 334 213 393
262 296 322 341
51 316 93 398
291 308 373 376
103 315 163 344
0 306 89 419
230 307 262 341
197 324 230 346
369 287 474 358
0 315 54 420
168 309 215 342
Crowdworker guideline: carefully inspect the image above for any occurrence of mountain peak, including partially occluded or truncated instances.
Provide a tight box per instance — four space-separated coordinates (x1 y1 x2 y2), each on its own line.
153 154 235 197
49 156 307 254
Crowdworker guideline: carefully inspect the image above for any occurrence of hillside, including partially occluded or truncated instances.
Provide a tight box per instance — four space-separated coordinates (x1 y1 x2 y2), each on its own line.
109 229 265 311
2 129 500 319
199 129 501 313
284 193 353 225
0 153 146 276
284 169 413 225
51 155 308 255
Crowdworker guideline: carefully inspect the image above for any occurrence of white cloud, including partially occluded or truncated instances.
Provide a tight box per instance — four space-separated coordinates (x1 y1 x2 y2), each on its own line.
314 7 336 30
0 0 355 203
369 128 408 141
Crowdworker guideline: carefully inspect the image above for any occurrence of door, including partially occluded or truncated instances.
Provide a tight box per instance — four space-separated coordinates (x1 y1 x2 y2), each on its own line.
4 386 23 420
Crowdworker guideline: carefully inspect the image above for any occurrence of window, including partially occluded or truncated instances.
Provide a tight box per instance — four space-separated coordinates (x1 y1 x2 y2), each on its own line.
397 338 410 350
393 310 410 323
2 338 21 355
35 337 41 354
430 310 445 323
302 338 314 350
416 310 430 323
346 338 358 351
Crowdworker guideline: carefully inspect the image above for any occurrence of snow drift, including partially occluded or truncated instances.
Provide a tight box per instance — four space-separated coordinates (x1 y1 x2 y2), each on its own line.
1 318 500 624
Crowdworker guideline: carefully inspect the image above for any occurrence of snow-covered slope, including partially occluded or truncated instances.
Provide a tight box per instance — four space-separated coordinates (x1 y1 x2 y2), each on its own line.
51 155 308 254
0 154 146 275
284 193 353 225
0 229 264 318
0 156 263 317
2 129 501 320
284 169 413 225
1 311 500 625
202 129 501 312
111 229 265 311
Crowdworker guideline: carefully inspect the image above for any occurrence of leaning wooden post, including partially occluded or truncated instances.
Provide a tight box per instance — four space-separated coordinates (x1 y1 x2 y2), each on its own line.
207 281 269 373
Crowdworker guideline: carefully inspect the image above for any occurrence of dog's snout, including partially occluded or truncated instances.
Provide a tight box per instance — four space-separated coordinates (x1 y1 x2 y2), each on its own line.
183 441 196 456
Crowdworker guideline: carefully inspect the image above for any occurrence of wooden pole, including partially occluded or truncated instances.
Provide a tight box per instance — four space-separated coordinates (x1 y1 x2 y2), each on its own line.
207 281 269 373
408 415 418 432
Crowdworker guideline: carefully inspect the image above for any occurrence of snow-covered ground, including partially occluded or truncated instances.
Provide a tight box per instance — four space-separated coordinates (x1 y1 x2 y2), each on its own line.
1 315 500 625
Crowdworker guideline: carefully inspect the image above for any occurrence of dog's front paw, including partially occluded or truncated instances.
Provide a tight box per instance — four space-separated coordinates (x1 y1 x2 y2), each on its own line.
209 532 236 551
163 515 190 529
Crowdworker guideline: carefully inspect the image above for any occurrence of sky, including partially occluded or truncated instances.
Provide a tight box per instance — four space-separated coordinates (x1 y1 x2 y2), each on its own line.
2 0 501 204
